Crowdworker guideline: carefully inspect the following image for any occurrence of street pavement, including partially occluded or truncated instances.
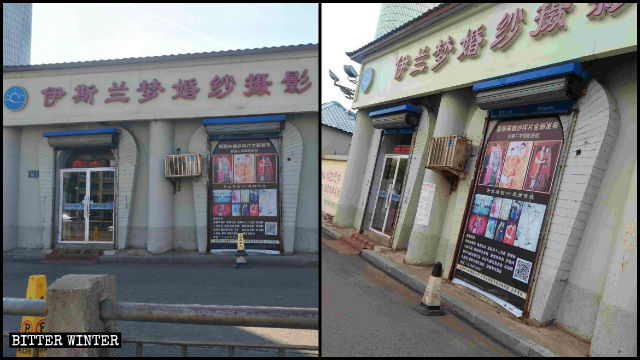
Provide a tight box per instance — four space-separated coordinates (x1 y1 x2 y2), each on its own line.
321 238 515 357
3 260 318 357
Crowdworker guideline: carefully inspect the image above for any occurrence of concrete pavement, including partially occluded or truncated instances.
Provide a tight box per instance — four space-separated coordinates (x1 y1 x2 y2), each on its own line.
322 222 590 357
322 240 515 357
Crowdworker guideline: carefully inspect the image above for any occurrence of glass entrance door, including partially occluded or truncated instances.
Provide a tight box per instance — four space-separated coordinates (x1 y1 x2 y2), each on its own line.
61 171 87 242
369 154 409 237
60 168 115 244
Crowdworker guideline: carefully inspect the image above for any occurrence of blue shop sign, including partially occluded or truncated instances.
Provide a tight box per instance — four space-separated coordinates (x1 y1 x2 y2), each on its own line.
4 86 28 111
360 67 374 94
90 203 114 210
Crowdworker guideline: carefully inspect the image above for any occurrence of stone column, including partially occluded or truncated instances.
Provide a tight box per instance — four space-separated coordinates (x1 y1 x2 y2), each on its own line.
147 120 174 254
405 89 471 264
590 159 637 357
333 109 374 228
3 127 21 251
45 274 117 357
392 107 434 250
353 128 382 232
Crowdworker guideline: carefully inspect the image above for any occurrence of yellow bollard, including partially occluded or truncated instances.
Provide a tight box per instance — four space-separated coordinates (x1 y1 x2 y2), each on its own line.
235 232 248 267
17 275 47 357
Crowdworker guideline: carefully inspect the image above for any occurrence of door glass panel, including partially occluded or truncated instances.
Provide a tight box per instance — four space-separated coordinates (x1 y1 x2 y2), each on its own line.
383 157 408 236
88 170 114 242
61 171 86 242
370 157 398 232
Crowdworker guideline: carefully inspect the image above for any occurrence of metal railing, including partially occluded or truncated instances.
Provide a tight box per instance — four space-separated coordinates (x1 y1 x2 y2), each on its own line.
4 297 318 357
3 297 45 316
2 331 317 357
99 301 317 329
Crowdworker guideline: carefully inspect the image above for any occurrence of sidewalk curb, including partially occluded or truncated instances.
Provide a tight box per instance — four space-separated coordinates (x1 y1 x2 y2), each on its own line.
3 251 317 266
98 254 318 266
3 253 45 262
360 249 425 293
360 249 557 357
321 224 342 240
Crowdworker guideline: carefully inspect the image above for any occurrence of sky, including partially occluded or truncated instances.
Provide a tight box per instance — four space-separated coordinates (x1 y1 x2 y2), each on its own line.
321 3 381 111
31 3 318 64
30 3 378 112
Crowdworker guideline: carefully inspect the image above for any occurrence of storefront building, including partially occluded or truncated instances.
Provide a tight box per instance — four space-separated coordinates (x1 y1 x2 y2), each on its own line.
3 44 318 255
335 3 635 356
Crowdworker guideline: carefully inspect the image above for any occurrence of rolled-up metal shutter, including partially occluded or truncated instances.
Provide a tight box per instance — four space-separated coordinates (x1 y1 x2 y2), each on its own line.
474 63 590 111
203 115 285 135
369 104 422 129
43 128 119 148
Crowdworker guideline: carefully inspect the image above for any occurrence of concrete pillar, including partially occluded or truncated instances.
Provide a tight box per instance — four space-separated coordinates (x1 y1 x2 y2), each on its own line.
4 127 21 251
45 274 117 357
590 159 637 357
147 120 174 254
333 109 374 228
353 128 382 232
405 89 471 264
392 107 434 250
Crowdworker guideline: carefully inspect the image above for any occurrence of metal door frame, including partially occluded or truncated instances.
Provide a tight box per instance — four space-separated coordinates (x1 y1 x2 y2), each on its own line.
368 154 409 238
58 167 116 244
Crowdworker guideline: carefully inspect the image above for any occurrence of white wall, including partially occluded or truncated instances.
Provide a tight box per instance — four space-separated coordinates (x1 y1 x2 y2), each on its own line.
4 50 318 126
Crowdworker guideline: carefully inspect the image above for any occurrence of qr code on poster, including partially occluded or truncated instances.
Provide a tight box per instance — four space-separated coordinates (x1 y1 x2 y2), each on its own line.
264 222 278 236
513 258 533 283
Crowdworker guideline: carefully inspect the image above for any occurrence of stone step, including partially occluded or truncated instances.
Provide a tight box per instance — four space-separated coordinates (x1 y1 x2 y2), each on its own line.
43 249 102 264
345 234 376 251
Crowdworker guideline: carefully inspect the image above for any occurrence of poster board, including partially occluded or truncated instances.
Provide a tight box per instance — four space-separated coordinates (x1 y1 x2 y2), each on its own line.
453 117 563 313
210 139 280 251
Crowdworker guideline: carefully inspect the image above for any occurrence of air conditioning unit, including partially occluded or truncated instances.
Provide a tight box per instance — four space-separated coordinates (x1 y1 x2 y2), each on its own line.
426 135 472 178
164 153 202 178
476 75 587 110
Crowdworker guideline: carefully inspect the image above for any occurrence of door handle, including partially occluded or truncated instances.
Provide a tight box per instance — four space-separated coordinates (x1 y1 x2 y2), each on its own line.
385 184 394 209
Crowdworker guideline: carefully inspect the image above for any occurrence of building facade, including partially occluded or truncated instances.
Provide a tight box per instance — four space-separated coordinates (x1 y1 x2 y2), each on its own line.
3 44 318 255
3 3 32 66
335 3 636 356
321 101 355 156
321 101 355 216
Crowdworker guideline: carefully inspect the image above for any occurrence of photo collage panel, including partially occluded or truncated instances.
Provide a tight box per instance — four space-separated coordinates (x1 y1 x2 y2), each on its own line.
468 194 546 253
213 189 278 218
479 139 562 194
213 153 277 185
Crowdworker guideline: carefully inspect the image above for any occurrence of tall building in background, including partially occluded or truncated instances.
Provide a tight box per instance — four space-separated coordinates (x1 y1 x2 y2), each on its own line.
374 3 440 40
3 3 32 65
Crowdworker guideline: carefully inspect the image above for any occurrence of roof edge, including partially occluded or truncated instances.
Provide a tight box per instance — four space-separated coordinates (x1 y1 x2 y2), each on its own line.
347 3 471 63
3 43 318 73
